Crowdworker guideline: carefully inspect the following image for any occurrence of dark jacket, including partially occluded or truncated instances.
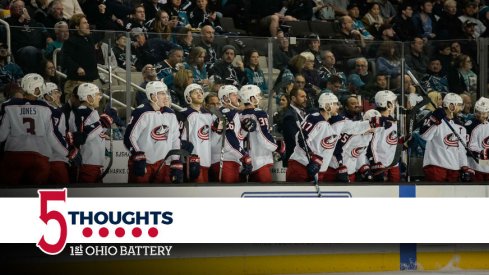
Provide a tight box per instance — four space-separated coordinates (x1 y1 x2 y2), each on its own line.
61 32 100 81
282 106 304 167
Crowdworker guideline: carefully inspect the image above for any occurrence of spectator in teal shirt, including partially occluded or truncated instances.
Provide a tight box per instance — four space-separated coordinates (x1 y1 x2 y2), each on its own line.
243 49 268 94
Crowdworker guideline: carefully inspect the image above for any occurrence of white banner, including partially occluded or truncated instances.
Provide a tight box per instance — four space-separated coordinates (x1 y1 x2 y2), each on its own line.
1 192 489 253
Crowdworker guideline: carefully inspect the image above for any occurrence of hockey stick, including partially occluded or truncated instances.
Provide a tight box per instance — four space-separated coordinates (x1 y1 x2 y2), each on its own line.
407 70 479 163
99 40 114 182
154 149 190 181
184 119 190 181
209 107 228 182
293 111 321 197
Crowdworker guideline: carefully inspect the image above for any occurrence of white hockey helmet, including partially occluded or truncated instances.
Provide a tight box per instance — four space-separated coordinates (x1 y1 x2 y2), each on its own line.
77 83 100 101
239 84 261 105
145 81 168 100
42 82 59 97
442 93 463 108
218 85 239 103
184 83 203 104
21 73 45 97
374 90 397 108
363 109 381 121
318 92 338 110
474 97 489 113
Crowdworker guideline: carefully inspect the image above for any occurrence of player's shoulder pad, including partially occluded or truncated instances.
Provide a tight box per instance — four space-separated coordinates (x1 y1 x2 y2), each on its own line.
328 114 346 124
254 109 268 118
308 112 325 123
240 108 254 115
160 106 175 114
464 118 481 133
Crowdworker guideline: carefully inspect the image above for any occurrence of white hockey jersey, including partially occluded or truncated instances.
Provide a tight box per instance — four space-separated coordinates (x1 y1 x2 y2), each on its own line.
124 104 180 164
45 102 69 163
210 107 245 165
290 113 371 171
177 107 213 168
370 116 398 167
329 133 373 174
0 98 67 159
239 108 277 171
420 115 468 170
466 119 489 173
69 106 106 166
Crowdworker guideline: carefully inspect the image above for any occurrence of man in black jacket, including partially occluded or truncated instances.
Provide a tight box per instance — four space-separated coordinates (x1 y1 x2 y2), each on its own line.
281 87 307 167
207 45 245 87
61 14 101 100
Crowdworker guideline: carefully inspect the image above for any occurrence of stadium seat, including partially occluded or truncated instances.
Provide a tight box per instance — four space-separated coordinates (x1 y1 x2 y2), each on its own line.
309 21 338 39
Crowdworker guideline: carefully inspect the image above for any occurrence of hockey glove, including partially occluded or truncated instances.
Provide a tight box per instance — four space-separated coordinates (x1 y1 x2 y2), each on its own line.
371 162 385 182
188 154 201 180
358 164 373 182
480 148 489 160
181 140 194 154
131 151 146 177
336 164 349 183
104 106 124 127
273 140 286 162
170 160 184 183
241 118 257 132
431 108 446 124
211 118 224 134
306 154 323 177
240 154 253 175
67 147 82 167
99 113 113 128
369 117 392 129
461 166 475 182
66 131 87 147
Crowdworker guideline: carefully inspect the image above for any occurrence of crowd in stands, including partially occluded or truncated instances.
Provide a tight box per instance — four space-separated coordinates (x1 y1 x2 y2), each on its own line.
0 0 489 184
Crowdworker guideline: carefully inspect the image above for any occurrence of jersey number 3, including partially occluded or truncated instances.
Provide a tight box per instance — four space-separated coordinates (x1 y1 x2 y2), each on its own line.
23 117 36 135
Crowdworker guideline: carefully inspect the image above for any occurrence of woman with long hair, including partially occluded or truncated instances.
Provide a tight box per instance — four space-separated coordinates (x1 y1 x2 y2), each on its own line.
146 10 174 40
185 46 209 88
243 49 268 94
172 68 194 107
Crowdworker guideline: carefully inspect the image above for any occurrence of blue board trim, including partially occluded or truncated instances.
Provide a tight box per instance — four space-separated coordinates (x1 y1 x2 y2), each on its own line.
399 185 416 270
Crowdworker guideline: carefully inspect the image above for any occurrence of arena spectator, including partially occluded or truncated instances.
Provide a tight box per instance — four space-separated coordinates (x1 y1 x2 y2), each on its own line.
45 21 69 60
207 44 244 87
391 3 416 42
145 10 175 40
243 49 268 94
185 46 209 88
411 0 437 40
195 25 219 67
405 36 429 80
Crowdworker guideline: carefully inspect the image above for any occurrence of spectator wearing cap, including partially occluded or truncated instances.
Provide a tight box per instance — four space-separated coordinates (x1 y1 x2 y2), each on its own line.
391 3 416 42
195 25 220 68
458 1 486 38
347 3 374 41
437 0 464 40
156 47 184 88
131 27 176 71
61 14 102 99
0 43 23 91
411 0 437 40
207 44 245 87
45 21 69 60
304 34 321 68
422 56 449 94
